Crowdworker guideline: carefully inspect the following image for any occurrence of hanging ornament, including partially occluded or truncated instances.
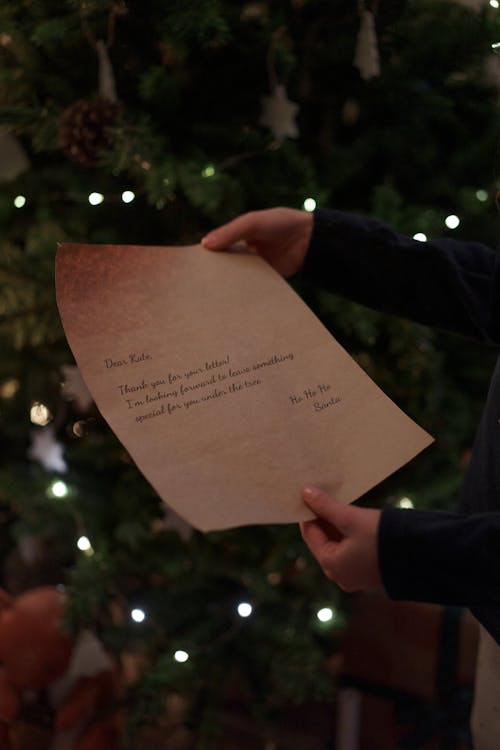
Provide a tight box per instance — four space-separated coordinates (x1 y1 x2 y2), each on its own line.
260 85 299 140
259 26 299 141
58 97 119 166
28 426 67 474
61 365 93 413
58 6 125 165
353 2 380 81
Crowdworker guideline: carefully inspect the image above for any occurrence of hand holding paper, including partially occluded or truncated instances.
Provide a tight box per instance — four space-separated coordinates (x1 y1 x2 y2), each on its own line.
201 207 313 277
56 240 433 531
300 486 382 592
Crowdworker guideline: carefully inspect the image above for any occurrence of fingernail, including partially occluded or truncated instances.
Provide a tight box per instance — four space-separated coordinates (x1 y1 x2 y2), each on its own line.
302 487 323 502
201 234 215 248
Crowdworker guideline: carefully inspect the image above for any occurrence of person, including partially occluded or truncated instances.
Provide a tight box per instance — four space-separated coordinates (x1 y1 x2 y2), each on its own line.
201 206 500 749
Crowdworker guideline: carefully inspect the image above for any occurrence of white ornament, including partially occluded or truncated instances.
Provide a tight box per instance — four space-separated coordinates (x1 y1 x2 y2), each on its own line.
96 39 118 103
28 426 67 473
260 84 299 140
61 364 93 413
354 9 380 81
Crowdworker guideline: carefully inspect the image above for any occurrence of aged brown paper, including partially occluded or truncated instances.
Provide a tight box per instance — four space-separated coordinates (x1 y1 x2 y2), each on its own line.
55 243 433 532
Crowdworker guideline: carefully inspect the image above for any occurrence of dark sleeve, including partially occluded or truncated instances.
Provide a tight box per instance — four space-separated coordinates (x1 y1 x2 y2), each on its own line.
302 208 500 345
379 506 500 608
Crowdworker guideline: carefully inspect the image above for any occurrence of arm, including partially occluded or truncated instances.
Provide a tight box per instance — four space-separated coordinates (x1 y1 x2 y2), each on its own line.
202 206 500 344
304 208 500 344
379 506 500 607
300 487 500 609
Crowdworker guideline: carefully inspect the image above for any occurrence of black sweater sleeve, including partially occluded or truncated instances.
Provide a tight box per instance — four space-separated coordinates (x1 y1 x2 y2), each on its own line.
303 208 500 344
379 507 500 643
379 507 500 607
302 208 500 640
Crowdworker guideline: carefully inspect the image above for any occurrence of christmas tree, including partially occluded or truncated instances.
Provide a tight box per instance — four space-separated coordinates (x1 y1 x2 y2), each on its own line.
1 1 499 747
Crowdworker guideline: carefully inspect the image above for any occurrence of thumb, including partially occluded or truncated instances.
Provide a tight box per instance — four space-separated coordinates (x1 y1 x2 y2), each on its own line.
201 213 258 251
302 487 353 534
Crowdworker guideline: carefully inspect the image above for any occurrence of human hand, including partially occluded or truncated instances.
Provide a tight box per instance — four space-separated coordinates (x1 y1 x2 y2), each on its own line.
299 487 382 592
201 207 313 277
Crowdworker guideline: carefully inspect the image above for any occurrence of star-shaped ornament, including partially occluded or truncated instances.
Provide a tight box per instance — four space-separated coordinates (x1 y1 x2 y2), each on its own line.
28 425 67 473
260 84 299 141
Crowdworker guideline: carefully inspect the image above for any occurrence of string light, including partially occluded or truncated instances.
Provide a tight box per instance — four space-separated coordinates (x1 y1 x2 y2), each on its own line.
237 602 253 618
0 379 19 399
88 192 104 205
121 190 135 203
131 608 146 623
317 607 334 622
49 480 69 498
445 214 460 229
174 650 189 662
201 164 215 178
397 497 414 509
476 190 488 202
77 536 93 554
413 233 427 242
303 198 317 212
30 401 52 426
14 195 26 208
72 421 86 438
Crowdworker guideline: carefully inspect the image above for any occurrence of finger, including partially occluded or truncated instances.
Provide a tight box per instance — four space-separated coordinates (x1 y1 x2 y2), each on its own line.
201 213 258 250
302 487 353 534
300 519 340 559
300 520 342 579
300 519 330 548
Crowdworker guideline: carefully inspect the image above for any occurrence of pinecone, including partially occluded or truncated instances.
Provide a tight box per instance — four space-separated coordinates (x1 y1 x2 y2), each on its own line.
58 97 120 165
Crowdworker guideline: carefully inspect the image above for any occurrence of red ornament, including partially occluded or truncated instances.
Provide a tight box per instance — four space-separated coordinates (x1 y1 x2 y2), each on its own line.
0 587 72 690
0 587 121 749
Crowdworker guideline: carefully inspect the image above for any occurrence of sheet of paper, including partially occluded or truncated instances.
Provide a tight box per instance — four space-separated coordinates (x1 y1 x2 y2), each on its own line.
55 243 433 532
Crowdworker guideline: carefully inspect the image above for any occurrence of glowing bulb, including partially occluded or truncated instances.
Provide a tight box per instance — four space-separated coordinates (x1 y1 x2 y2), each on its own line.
201 164 215 178
50 480 69 498
30 402 52 426
77 535 91 551
14 195 26 208
237 602 253 618
174 650 189 662
398 497 414 509
490 0 499 9
413 233 427 242
303 198 317 212
476 190 488 202
131 608 146 623
317 607 334 622
0 379 19 399
88 192 104 206
121 190 135 203
445 214 460 229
